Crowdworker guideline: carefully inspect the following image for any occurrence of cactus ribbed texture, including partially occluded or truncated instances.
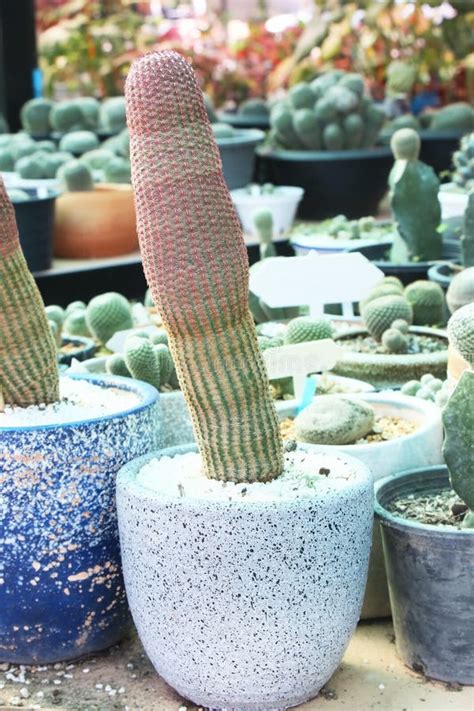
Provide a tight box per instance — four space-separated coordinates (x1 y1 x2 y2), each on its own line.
0 178 59 406
125 50 283 483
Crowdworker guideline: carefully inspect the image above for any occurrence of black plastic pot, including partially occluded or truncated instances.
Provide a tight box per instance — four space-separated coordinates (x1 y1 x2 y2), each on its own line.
58 335 96 366
353 238 461 285
375 466 474 684
12 189 57 272
256 146 392 220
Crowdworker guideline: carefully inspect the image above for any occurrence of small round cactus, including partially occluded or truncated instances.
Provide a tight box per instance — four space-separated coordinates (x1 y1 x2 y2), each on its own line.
99 96 127 133
86 292 133 345
63 310 92 338
383 276 404 291
57 160 94 192
65 300 86 315
294 395 375 445
447 302 474 366
404 280 445 326
361 295 413 341
446 267 474 314
59 131 100 156
20 98 54 136
382 327 408 354
390 128 421 161
80 148 116 170
391 318 409 334
106 353 131 378
285 316 333 344
45 305 65 329
104 156 131 184
124 335 174 389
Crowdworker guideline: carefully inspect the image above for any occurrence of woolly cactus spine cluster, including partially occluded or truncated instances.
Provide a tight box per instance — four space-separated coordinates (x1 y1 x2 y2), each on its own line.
0 179 59 406
125 50 283 483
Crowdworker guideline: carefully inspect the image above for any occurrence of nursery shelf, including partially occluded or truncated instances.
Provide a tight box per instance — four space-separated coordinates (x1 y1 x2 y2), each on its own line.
0 621 471 710
33 236 294 306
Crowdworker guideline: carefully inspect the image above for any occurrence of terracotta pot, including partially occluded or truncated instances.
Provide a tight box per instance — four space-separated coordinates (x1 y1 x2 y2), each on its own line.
54 184 138 258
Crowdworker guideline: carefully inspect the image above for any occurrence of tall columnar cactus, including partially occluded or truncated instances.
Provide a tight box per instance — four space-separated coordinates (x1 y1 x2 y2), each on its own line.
442 370 474 529
389 128 442 262
0 179 59 406
461 192 474 268
125 50 283 483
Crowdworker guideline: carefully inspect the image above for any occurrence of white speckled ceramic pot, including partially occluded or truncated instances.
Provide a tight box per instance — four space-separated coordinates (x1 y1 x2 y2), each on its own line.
117 443 373 711
0 375 159 664
279 393 443 619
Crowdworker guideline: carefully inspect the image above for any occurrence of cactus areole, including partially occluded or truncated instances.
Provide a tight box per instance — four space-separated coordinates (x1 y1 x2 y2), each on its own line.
125 51 283 483
0 179 59 407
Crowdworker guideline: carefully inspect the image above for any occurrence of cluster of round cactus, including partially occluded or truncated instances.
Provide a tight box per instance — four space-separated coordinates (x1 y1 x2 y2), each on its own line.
45 300 91 347
453 132 474 192
105 331 177 391
360 276 446 343
269 70 385 151
20 96 126 137
401 373 450 408
290 214 394 243
383 102 474 136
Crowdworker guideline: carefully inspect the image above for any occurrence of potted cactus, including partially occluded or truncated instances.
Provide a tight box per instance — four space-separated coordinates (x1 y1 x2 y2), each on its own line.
357 128 461 282
374 305 474 684
53 159 137 258
116 51 374 710
218 97 271 130
278 391 443 619
257 71 392 219
333 277 449 388
211 122 264 190
0 179 159 664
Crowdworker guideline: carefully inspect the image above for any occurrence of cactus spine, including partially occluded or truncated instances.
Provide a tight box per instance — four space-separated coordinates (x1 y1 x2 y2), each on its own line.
126 50 283 483
0 179 59 406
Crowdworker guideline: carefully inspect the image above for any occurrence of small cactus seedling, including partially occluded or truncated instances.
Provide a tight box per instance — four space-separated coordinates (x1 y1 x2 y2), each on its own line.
126 50 283 482
0 178 59 405
361 295 413 342
253 208 276 260
443 370 474 528
404 280 445 327
58 160 94 192
382 328 408 354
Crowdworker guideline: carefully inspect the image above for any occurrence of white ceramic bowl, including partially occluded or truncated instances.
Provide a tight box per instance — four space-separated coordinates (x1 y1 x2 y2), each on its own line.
231 185 303 236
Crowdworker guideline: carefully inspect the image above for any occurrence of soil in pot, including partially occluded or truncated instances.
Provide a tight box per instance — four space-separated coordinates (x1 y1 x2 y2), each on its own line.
375 467 474 684
0 375 159 664
117 444 373 710
339 331 446 356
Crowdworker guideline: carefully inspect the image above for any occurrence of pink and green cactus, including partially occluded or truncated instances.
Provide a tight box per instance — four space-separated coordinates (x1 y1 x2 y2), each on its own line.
0 179 59 406
125 50 283 483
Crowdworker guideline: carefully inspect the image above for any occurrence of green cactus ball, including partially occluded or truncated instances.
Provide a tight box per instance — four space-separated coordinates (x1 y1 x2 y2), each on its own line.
285 316 333 344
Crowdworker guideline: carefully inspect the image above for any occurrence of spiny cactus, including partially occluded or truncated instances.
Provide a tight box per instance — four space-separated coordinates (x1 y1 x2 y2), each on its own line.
104 156 131 184
126 50 283 482
452 132 474 193
45 305 65 329
106 353 132 378
361 283 405 309
294 395 375 445
86 292 133 345
427 102 474 133
361 294 413 342
382 327 408 354
391 318 409 334
269 71 384 151
390 127 421 162
447 302 474 367
442 370 474 528
253 208 276 260
63 310 92 338
285 316 333 344
389 128 442 262
404 280 445 326
461 192 474 268
20 98 54 136
124 336 166 389
100 96 126 133
59 131 100 156
80 148 116 171
0 178 59 406
57 160 94 192
446 267 474 314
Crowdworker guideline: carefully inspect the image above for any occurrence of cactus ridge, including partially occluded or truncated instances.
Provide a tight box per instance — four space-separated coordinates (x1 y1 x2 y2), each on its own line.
126 50 283 483
0 179 59 405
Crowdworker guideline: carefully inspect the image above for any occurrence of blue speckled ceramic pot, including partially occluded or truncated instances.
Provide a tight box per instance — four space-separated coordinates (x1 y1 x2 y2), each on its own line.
0 374 159 664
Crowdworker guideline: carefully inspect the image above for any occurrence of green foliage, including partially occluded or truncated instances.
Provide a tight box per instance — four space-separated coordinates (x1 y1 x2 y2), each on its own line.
57 160 94 192
20 98 54 135
85 291 133 345
442 370 474 527
285 316 333 344
59 130 100 155
361 295 413 341
404 280 445 326
294 395 375 445
269 70 384 151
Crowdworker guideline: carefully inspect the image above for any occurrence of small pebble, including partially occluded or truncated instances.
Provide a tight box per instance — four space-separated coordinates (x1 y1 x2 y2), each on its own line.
379 683 385 690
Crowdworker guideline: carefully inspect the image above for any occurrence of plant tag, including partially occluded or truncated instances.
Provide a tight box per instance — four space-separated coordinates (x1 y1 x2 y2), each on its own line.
249 252 384 314
262 339 341 400
297 376 317 414
107 325 158 353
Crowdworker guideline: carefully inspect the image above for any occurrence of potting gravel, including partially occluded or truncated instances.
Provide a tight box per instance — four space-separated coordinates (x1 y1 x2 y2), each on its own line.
136 449 360 502
0 377 141 427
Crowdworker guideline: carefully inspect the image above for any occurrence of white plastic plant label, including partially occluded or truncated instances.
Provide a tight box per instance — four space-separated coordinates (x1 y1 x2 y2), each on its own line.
262 339 341 400
249 252 384 316
107 324 159 353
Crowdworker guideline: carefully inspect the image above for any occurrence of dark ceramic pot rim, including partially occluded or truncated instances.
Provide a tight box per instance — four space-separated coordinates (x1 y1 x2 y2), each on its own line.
257 145 392 162
0 373 158 433
12 188 59 203
218 112 270 129
374 465 473 539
